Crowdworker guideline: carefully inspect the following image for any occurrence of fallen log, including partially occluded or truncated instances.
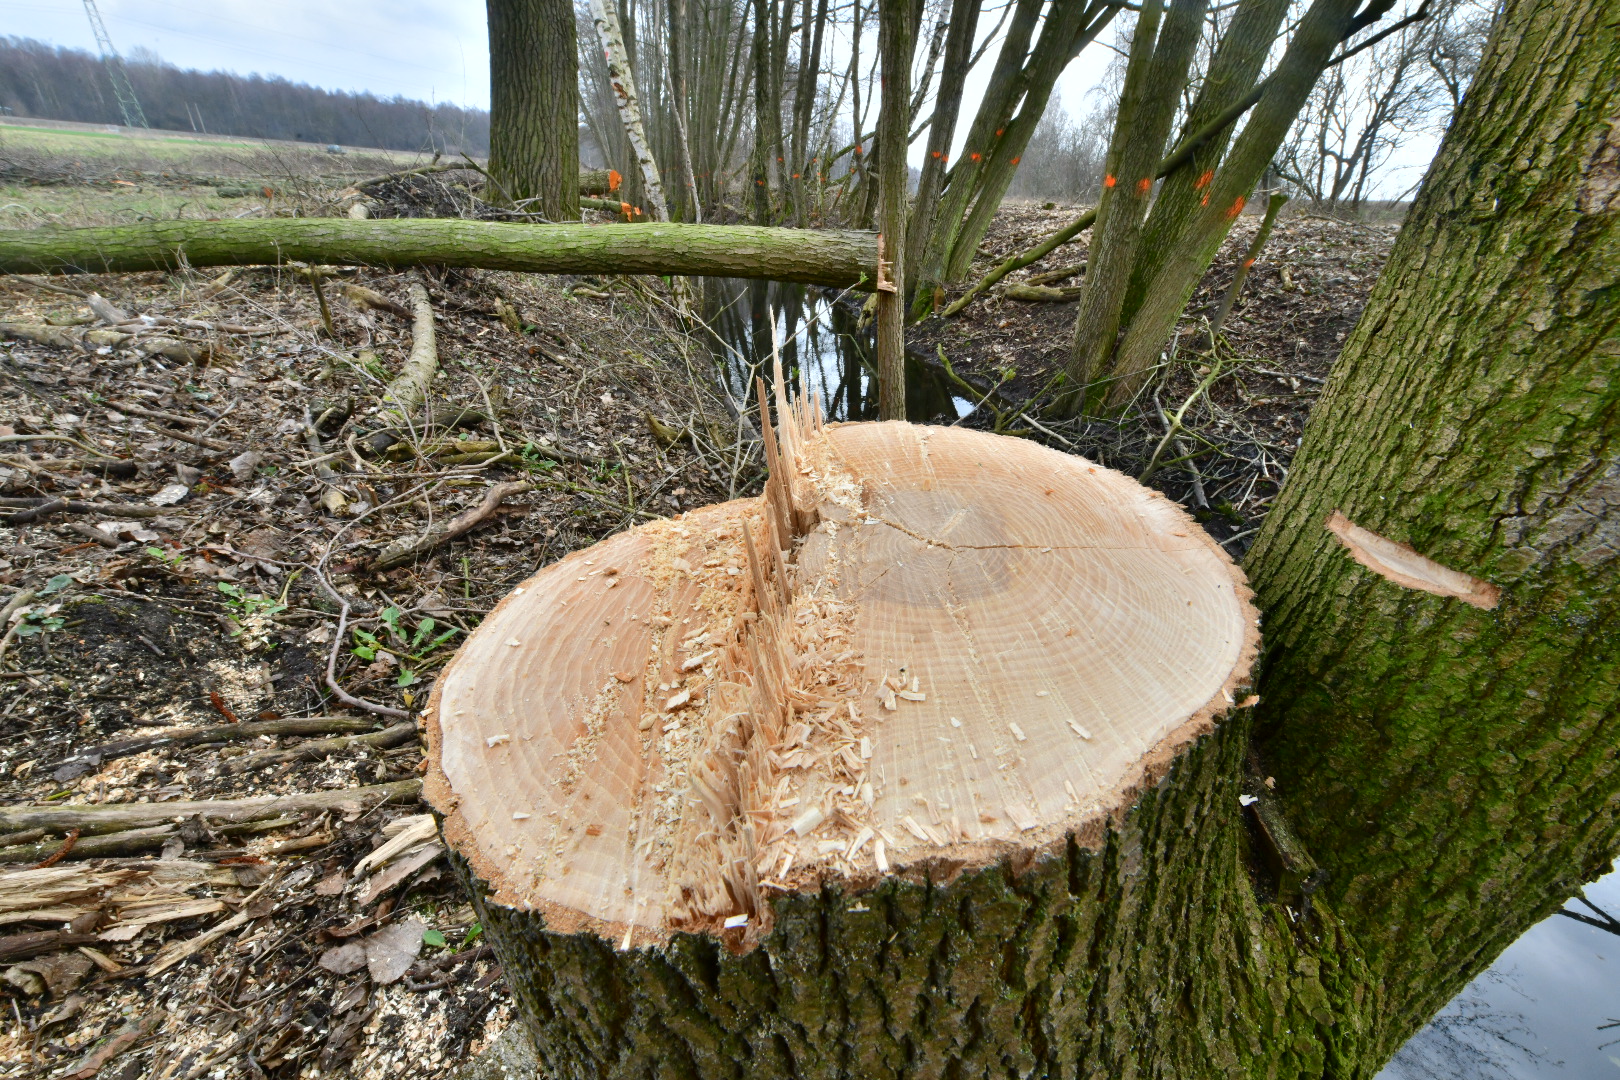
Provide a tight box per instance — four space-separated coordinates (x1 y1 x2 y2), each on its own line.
424 373 1259 1077
226 721 418 773
0 779 421 835
1000 282 1084 302
0 220 879 289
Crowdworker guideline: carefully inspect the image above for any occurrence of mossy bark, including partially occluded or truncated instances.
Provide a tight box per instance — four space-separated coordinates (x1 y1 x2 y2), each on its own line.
0 220 878 288
457 710 1380 1079
1245 0 1620 1061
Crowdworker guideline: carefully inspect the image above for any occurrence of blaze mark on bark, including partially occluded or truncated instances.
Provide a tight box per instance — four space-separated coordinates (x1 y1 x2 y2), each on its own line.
1325 511 1500 610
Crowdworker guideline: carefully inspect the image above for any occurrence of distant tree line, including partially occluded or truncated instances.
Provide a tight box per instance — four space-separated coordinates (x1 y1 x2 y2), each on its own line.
0 37 489 155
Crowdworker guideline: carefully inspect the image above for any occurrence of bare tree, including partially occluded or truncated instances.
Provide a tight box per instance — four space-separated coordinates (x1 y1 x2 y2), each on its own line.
1275 0 1494 210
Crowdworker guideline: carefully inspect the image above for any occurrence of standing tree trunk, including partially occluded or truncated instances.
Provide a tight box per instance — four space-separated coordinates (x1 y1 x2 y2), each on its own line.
486 0 580 220
873 0 913 420
1245 0 1620 1060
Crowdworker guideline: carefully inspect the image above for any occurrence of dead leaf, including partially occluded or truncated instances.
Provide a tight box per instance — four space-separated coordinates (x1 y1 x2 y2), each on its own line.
362 917 425 984
319 942 368 975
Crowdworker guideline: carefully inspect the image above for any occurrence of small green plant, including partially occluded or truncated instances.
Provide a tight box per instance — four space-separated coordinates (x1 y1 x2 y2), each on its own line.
143 545 185 568
421 928 447 948
216 582 288 638
518 442 560 474
14 575 72 639
352 605 458 687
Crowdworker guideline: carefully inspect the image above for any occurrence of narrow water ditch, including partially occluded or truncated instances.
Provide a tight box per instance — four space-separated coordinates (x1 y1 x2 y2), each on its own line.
698 278 970 422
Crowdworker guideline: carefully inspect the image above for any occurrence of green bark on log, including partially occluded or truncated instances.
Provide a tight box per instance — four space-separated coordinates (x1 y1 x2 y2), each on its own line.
0 220 879 289
1246 0 1620 1060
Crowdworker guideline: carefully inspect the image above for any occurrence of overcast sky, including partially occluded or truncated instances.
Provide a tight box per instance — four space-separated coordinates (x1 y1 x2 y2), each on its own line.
1 0 1433 192
1 0 492 109
0 0 1114 153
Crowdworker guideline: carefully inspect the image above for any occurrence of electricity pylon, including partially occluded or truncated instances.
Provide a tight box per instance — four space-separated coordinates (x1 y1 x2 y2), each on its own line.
81 0 148 128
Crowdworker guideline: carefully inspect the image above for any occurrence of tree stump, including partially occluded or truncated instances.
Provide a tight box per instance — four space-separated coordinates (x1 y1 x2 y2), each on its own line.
425 377 1260 1077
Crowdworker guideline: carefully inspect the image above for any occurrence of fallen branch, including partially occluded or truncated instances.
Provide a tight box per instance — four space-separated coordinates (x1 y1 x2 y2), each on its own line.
63 1015 157 1078
0 497 174 519
338 282 412 319
0 220 880 289
1 825 174 865
1025 263 1086 286
0 779 421 835
52 716 382 780
309 567 412 720
0 927 103 963
1001 283 1084 302
382 281 439 423
370 481 531 571
226 721 418 773
0 320 229 365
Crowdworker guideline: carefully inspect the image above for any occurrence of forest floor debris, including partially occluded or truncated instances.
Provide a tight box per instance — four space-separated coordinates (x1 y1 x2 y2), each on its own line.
0 159 1390 1078
908 199 1398 554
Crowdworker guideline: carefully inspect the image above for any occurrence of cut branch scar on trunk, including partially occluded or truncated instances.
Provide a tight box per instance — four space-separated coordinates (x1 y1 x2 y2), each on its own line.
1325 511 1500 610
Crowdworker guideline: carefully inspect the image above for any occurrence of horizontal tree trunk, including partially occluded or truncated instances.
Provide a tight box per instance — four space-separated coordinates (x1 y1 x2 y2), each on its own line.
0 220 879 289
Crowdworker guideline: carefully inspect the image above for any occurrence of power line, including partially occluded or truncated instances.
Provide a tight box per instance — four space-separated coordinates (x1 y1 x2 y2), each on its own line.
81 0 148 128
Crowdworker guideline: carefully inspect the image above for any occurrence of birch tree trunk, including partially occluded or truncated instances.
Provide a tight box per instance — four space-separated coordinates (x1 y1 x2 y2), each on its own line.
590 0 671 221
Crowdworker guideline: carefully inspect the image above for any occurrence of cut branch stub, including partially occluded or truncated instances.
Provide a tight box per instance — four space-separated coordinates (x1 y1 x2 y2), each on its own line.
426 389 1259 953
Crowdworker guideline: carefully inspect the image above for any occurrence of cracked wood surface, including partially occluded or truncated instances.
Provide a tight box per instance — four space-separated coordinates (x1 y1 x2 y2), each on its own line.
425 420 1257 950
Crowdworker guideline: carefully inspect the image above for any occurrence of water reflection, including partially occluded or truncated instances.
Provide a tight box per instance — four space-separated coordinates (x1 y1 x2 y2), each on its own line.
1380 867 1620 1078
698 278 969 423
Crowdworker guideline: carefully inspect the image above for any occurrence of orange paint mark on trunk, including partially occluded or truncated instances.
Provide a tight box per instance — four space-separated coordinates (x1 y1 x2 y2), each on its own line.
1225 196 1246 219
1136 176 1152 194
1194 169 1213 190
1104 174 1117 188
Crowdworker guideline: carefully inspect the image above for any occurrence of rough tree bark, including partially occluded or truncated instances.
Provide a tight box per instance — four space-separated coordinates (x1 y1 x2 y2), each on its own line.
0 220 879 288
1245 0 1620 1060
486 0 581 220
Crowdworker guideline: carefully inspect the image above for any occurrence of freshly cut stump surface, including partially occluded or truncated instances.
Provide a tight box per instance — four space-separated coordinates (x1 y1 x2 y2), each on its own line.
427 415 1258 949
